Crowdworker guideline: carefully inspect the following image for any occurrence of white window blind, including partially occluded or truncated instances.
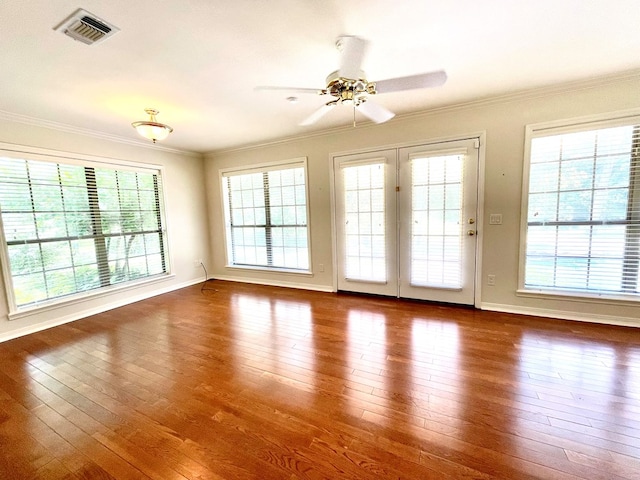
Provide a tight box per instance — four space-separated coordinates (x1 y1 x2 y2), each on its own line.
410 152 464 289
221 160 309 271
0 154 168 311
342 162 386 282
522 119 640 298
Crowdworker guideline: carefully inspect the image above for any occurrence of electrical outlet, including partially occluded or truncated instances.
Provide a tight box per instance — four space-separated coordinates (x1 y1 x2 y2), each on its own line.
487 274 496 286
318 263 324 272
194 259 202 268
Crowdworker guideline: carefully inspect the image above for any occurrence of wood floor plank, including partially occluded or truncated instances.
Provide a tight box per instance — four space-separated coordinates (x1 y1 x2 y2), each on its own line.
1 281 639 479
29 403 149 480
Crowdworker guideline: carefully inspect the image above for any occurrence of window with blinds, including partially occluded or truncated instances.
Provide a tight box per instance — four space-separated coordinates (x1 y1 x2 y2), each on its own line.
521 116 640 300
0 153 168 311
410 152 464 289
220 158 310 271
342 162 386 282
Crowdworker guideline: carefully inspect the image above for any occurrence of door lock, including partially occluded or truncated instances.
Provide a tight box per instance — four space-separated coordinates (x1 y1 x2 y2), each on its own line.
468 218 475 224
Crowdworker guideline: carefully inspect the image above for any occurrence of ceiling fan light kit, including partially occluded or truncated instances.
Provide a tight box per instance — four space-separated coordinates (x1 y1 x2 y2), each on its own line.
131 108 173 143
257 35 447 127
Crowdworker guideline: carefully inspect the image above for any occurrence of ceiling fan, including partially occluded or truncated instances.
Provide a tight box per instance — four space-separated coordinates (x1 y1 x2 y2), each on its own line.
256 35 447 126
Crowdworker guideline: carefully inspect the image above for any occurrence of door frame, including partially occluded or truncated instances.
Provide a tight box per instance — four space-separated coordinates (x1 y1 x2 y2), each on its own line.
329 132 486 307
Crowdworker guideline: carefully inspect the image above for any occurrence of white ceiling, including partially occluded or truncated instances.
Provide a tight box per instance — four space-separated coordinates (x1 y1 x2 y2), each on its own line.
1 0 640 154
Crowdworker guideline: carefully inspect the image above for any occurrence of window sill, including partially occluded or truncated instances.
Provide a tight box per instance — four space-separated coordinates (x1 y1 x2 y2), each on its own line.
8 273 175 321
225 264 313 276
516 288 640 308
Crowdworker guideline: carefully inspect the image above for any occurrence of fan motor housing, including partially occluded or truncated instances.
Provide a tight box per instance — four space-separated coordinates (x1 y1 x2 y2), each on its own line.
325 70 373 102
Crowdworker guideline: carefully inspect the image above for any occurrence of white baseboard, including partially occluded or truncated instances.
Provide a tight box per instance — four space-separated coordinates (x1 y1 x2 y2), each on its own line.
212 275 335 293
5 281 634 344
480 302 640 328
0 278 203 344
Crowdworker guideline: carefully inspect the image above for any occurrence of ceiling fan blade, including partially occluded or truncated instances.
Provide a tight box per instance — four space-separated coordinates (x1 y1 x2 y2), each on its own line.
373 70 447 94
356 100 395 124
338 35 368 80
300 104 335 126
254 86 324 95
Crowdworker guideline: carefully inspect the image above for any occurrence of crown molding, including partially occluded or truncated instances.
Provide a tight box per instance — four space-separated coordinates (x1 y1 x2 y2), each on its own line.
208 68 640 156
400 68 640 121
0 109 200 157
3 68 639 159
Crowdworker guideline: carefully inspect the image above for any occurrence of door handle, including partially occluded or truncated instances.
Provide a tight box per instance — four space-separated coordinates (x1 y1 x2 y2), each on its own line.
467 230 476 236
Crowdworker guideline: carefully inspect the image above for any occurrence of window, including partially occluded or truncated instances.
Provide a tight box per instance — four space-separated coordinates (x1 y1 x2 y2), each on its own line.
0 152 168 312
342 162 386 282
520 115 640 300
410 151 464 289
221 158 310 271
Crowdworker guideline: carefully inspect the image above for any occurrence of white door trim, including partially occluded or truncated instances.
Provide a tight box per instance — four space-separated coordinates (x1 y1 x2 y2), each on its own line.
330 132 486 307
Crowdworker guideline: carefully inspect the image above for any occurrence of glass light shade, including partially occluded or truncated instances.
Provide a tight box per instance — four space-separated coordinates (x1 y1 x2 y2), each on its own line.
134 123 172 142
132 109 173 143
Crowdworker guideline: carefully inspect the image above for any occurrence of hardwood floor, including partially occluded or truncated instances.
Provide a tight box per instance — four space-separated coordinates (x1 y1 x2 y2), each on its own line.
1 280 639 479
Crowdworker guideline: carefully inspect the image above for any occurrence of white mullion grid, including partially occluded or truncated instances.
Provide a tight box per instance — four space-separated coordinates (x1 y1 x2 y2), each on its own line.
526 123 640 295
344 163 386 282
224 163 309 271
623 128 640 292
410 153 463 288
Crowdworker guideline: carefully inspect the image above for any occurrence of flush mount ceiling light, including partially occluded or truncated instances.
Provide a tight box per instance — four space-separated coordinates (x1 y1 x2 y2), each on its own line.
131 108 173 143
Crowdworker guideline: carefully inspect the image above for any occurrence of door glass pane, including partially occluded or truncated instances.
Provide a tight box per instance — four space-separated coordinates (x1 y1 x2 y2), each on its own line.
343 163 386 282
411 153 464 288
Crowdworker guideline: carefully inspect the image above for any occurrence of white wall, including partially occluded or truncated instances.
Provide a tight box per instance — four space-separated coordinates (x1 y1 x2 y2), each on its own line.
0 119 210 341
204 73 640 327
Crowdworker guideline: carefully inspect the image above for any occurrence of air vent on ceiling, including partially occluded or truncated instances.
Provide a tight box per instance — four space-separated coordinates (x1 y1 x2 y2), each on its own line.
54 9 120 45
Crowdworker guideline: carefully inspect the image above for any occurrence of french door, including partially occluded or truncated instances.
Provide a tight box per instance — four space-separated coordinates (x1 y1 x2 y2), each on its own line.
334 138 479 305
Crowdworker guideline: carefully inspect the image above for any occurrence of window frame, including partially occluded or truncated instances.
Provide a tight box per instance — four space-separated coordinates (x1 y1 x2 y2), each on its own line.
0 144 171 318
219 157 312 274
518 110 640 305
